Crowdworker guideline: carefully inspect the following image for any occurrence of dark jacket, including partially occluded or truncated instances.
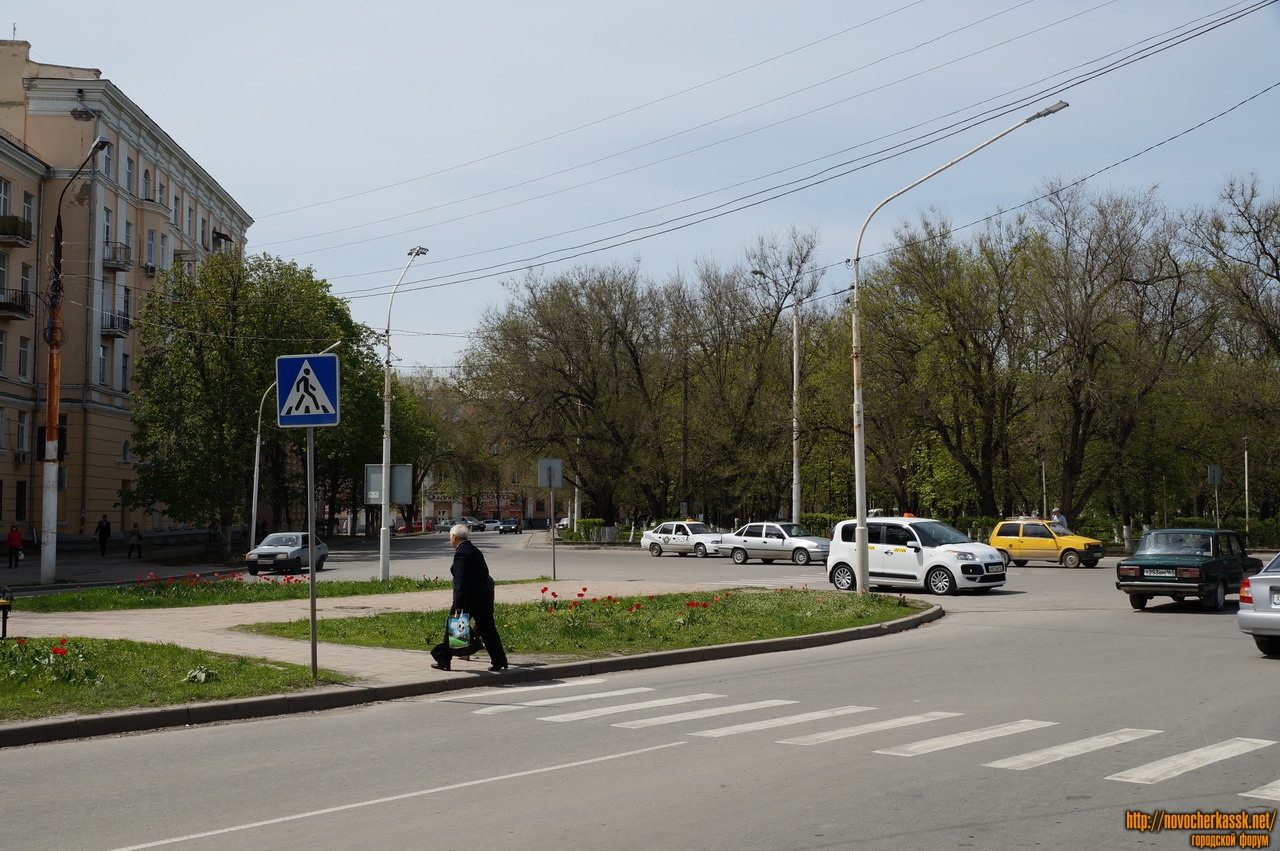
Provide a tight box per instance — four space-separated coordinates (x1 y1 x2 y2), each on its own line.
450 540 494 613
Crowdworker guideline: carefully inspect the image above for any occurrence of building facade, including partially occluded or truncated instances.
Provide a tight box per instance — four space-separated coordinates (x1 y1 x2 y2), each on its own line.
0 41 251 544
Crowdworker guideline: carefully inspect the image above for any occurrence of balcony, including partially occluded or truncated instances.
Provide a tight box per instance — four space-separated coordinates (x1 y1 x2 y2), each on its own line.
0 289 34 319
0 215 34 247
101 310 131 337
103 241 133 270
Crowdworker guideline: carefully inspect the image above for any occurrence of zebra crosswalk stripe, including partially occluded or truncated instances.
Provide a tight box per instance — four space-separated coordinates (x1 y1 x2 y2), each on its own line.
875 719 1058 756
1241 778 1280 802
688 705 876 738
474 688 654 715
538 694 725 722
1106 737 1276 784
778 711 962 746
613 699 798 729
984 728 1162 770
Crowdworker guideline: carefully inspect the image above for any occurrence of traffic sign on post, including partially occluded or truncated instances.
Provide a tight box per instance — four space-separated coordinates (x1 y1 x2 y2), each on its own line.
277 354 340 428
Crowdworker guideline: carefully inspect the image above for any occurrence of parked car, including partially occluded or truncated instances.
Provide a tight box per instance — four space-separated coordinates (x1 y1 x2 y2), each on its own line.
482 519 501 532
642 521 722 558
719 521 829 566
396 519 433 533
556 517 571 529
462 516 485 532
828 517 1005 595
1115 528 1263 610
499 517 523 534
1238 554 1280 655
989 518 1104 569
244 532 328 576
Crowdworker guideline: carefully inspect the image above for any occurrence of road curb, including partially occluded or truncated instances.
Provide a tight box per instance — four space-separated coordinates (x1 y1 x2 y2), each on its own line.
0 603 942 748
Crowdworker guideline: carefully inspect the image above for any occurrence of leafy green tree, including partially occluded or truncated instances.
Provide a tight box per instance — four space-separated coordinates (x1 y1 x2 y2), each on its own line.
130 253 360 550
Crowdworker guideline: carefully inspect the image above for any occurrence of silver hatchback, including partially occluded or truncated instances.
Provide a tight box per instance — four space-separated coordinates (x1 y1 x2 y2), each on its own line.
1238 553 1280 656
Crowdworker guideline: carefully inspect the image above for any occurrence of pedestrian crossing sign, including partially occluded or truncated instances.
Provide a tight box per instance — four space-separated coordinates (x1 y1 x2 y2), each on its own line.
276 353 340 428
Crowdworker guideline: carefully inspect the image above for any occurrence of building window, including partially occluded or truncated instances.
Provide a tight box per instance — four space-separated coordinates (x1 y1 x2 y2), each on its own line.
172 195 180 227
0 408 6 450
0 330 6 374
16 410 28 452
103 208 113 245
15 480 25 522
98 345 109 386
18 336 30 380
160 234 168 268
200 217 208 248
186 206 193 236
20 263 31 293
0 252 6 289
0 178 9 215
22 192 33 223
146 230 156 265
142 169 151 201
126 158 136 195
124 221 133 251
157 180 165 206
121 354 131 391
123 287 131 319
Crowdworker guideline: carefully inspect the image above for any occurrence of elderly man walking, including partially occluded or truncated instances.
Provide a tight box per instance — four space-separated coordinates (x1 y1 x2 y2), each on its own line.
430 523 509 672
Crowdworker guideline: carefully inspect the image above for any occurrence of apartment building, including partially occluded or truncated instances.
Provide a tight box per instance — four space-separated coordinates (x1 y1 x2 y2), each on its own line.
0 41 252 542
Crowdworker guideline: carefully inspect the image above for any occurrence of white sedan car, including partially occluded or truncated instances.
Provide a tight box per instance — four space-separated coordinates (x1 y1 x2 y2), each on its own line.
719 521 830 565
245 532 328 576
641 521 722 558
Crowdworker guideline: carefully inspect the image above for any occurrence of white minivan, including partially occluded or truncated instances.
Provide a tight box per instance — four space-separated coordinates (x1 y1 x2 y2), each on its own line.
827 517 1005 595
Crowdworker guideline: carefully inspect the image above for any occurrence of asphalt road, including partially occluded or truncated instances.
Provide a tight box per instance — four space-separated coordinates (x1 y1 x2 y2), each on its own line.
3 538 1278 849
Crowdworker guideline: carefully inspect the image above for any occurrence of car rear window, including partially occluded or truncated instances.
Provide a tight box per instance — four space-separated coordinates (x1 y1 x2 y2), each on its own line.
1136 532 1212 555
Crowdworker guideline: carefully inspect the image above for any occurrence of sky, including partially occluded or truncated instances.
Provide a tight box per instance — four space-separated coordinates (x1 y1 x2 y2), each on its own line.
14 1 1280 374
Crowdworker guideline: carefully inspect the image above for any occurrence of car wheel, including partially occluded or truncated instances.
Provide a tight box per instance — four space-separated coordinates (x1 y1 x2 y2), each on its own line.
998 550 1010 567
1061 550 1081 569
926 567 956 596
315 555 326 571
792 548 811 566
1082 559 1099 569
1254 635 1280 656
731 548 748 565
831 564 856 592
694 543 708 558
1201 580 1226 611
1129 594 1149 610
248 566 259 576
1012 560 1028 567
649 543 662 557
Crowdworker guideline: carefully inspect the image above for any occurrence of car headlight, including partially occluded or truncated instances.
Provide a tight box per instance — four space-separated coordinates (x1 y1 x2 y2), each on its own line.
246 554 258 560
947 550 977 561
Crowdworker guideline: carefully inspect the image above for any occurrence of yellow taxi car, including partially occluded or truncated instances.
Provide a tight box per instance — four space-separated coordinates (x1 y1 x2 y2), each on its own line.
988 517 1104 569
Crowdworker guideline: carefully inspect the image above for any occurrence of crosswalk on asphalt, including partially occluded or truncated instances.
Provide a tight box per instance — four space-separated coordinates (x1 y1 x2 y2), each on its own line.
445 680 1280 801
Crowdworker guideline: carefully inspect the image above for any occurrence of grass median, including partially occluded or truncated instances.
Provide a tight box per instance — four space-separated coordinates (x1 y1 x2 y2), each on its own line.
1 577 927 722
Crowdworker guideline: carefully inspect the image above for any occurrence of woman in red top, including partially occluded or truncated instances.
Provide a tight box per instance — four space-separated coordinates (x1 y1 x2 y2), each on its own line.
6 524 22 568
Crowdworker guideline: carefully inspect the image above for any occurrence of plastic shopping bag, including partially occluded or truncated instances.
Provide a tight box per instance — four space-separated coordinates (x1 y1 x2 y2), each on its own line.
446 612 472 649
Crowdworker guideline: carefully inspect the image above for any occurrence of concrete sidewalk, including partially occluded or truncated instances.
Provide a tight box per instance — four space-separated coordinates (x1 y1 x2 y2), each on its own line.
0 548 943 748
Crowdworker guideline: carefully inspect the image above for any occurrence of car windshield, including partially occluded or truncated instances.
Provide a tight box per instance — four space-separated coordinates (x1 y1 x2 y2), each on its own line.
913 521 972 547
1135 532 1212 555
775 523 811 538
261 534 299 547
685 523 712 535
1048 521 1072 536
1263 553 1280 574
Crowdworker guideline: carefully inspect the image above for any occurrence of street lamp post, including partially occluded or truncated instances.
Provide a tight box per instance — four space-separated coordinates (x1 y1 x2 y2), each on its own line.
849 101 1068 594
42 135 109 585
251 340 342 550
380 246 429 580
751 268 802 523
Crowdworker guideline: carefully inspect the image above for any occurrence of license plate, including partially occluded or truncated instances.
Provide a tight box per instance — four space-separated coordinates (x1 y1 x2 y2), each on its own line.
1144 568 1176 578
1272 590 1280 607
987 565 1005 574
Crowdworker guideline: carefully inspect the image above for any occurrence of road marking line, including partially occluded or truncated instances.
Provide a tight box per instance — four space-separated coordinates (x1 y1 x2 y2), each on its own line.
108 742 687 850
1241 778 1280 802
778 711 962 745
434 678 608 701
688 705 876 737
538 694 725 722
984 728 1162 770
613 699 797 728
875 719 1058 756
475 688 655 715
1106 737 1276 784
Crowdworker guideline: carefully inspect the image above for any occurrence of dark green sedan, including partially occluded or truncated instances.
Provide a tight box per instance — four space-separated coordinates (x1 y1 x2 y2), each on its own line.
1116 528 1263 611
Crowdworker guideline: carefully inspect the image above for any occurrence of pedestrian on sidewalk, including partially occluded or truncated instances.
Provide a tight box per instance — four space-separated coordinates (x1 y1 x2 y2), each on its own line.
94 514 112 557
127 523 143 559
431 523 508 672
6 523 21 568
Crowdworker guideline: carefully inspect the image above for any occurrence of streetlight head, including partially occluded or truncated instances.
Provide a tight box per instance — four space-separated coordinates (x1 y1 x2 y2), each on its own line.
90 136 110 153
409 246 429 257
1029 101 1069 121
